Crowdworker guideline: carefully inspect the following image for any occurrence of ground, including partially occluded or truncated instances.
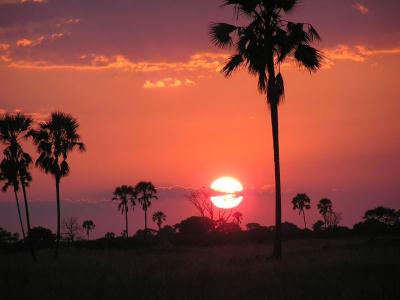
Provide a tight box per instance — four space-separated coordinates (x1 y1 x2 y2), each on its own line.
1 237 399 300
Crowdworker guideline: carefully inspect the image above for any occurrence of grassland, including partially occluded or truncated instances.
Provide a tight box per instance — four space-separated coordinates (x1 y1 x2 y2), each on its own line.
1 237 399 300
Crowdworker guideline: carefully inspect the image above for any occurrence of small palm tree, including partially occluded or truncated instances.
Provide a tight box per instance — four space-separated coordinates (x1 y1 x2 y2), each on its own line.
292 193 311 229
0 113 36 261
210 0 322 259
112 185 136 237
29 112 86 259
232 211 243 225
82 220 95 240
317 198 333 229
135 181 157 237
0 157 26 240
152 211 166 230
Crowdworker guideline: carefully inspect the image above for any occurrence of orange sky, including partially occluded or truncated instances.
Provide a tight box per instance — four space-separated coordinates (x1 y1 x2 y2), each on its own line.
0 0 399 237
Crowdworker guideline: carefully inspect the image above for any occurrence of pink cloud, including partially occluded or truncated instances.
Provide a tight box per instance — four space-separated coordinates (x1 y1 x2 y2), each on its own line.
352 3 369 15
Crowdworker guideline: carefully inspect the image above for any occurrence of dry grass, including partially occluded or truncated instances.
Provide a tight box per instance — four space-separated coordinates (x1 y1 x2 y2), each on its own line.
1 237 399 300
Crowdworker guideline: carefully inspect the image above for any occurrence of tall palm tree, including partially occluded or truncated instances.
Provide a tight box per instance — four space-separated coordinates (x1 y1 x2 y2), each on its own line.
210 0 322 258
0 113 36 261
152 211 166 230
0 157 26 240
112 185 136 237
82 220 95 240
317 198 332 229
135 181 157 237
29 112 86 259
291 193 311 229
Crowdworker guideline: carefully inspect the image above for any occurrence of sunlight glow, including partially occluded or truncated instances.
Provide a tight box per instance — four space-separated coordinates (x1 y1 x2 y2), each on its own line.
210 177 244 209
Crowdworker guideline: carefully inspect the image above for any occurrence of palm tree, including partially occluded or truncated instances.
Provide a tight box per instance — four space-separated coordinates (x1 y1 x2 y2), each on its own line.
291 193 311 229
82 220 95 240
0 157 26 240
135 181 158 238
152 211 166 230
0 113 36 261
232 211 243 225
210 0 322 258
29 112 86 259
112 185 136 237
317 198 332 229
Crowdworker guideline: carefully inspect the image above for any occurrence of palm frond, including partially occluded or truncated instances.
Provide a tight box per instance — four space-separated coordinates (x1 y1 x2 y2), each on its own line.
294 44 323 72
222 54 244 77
209 23 237 48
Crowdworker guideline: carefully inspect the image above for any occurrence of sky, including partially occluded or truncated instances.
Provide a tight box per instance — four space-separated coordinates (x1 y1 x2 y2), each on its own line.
0 0 399 238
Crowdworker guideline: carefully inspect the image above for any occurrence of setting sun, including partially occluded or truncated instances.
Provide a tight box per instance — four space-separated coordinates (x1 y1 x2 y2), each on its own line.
210 177 244 209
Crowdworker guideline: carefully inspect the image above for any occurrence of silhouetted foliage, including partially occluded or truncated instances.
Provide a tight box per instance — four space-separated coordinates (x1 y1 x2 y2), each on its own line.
112 185 136 237
135 181 158 238
29 111 85 259
152 211 166 230
62 217 81 243
217 222 241 234
0 112 36 261
363 206 399 226
82 220 95 240
292 193 311 229
232 211 243 226
313 220 325 232
210 0 322 259
104 232 115 239
28 226 55 248
186 187 214 220
178 216 214 235
0 227 19 244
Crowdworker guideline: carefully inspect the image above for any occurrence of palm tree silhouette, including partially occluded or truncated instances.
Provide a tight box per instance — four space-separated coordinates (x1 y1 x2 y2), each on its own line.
82 220 95 240
0 113 36 261
152 211 166 230
232 211 243 225
210 0 322 258
292 193 311 229
317 198 333 229
29 112 86 259
0 156 26 240
135 181 158 238
112 185 136 238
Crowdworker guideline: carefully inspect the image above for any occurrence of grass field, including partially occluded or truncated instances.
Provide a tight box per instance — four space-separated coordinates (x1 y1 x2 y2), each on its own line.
1 237 399 300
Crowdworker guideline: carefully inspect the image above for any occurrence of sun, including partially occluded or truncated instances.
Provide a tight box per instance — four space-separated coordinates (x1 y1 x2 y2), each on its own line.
210 176 244 209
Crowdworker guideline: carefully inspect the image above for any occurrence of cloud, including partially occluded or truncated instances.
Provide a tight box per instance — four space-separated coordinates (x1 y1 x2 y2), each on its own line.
0 0 45 4
0 108 48 122
16 36 44 47
143 78 196 89
352 3 369 15
6 52 229 73
323 45 400 67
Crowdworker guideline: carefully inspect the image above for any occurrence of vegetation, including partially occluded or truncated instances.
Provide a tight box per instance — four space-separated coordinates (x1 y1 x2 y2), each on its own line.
29 112 85 259
135 181 158 237
210 0 322 259
152 211 166 230
292 193 311 229
112 185 136 237
82 220 96 240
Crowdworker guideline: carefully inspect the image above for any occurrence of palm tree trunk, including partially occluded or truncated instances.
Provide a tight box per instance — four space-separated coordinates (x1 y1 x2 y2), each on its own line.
13 188 26 240
54 176 61 260
21 182 37 262
144 207 147 240
270 102 282 259
125 207 128 238
302 210 307 229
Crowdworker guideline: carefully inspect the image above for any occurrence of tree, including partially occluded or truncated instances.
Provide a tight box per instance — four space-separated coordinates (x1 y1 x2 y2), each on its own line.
0 158 26 240
82 220 95 240
152 211 166 230
312 220 324 232
0 113 36 261
178 216 214 235
28 226 55 248
29 111 86 259
62 217 81 242
104 232 115 239
112 185 136 238
232 211 243 225
186 187 214 220
210 0 322 259
317 198 333 229
0 227 19 244
135 181 158 238
291 193 311 229
363 206 399 226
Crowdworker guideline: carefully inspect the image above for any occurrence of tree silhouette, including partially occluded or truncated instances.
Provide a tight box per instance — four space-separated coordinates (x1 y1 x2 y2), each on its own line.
317 198 333 229
232 211 243 226
152 211 166 230
62 217 81 243
0 157 26 240
112 185 136 238
292 193 311 229
186 187 214 220
135 181 158 238
29 112 86 259
363 206 399 226
82 220 95 240
0 113 36 261
210 0 322 259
